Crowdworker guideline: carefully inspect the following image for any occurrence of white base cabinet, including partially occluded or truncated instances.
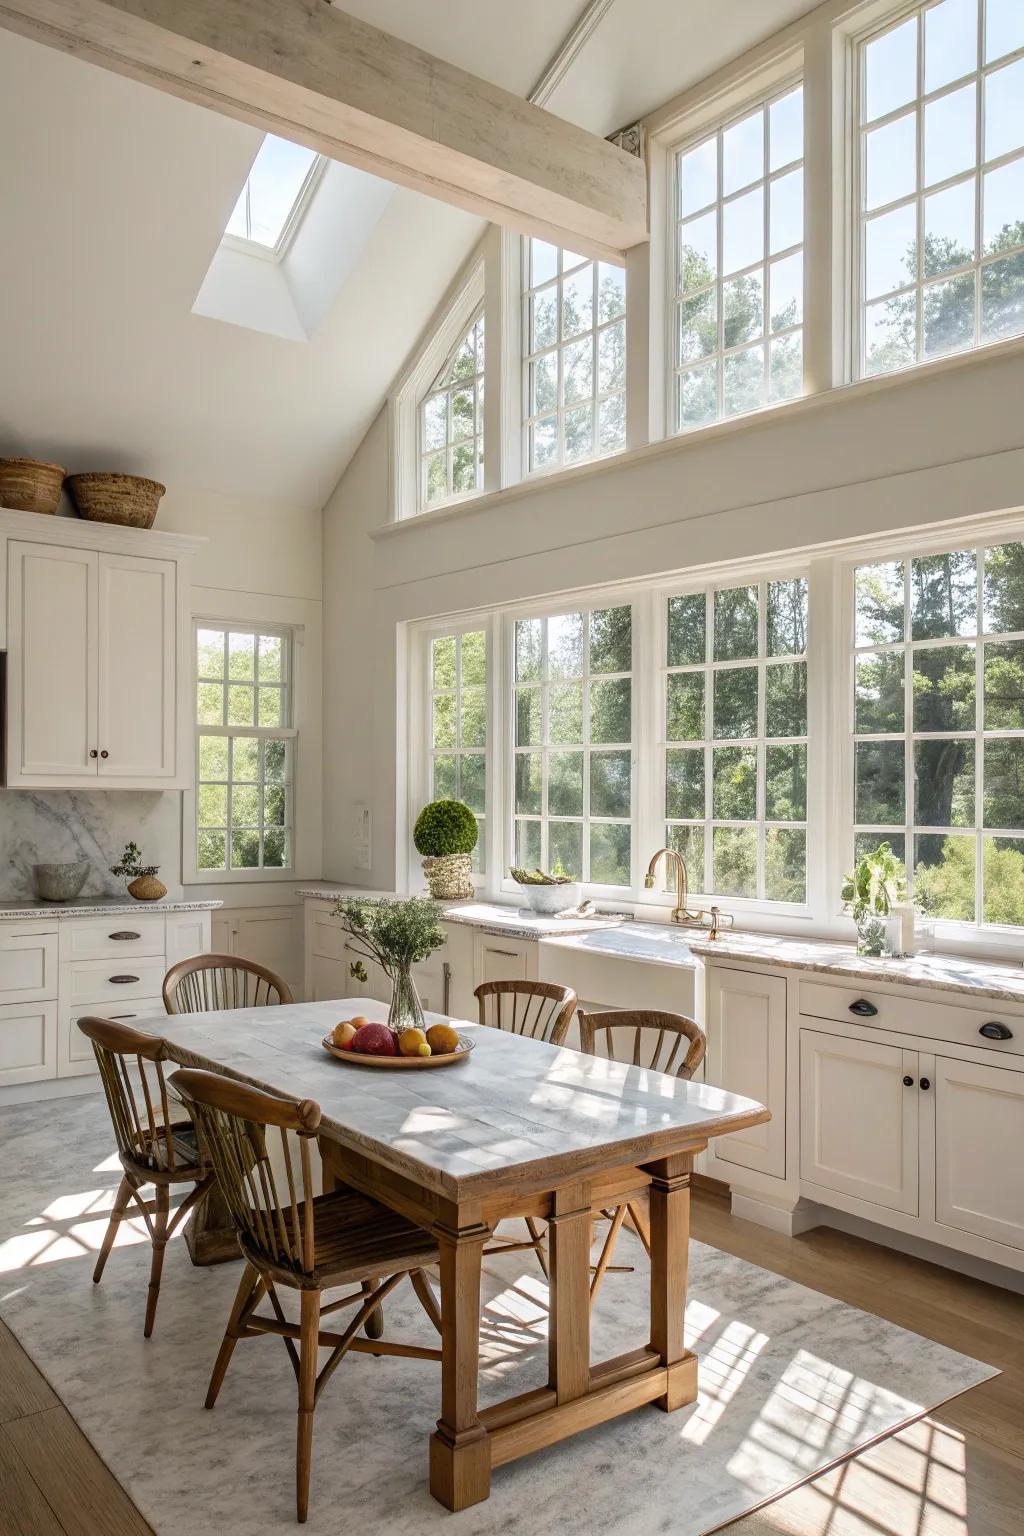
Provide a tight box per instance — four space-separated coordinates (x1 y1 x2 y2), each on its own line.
705 965 787 1181
934 1055 1024 1252
212 906 304 1001
0 910 213 1094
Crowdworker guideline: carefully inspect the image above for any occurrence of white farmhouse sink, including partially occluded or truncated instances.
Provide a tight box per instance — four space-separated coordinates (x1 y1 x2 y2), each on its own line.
560 925 694 962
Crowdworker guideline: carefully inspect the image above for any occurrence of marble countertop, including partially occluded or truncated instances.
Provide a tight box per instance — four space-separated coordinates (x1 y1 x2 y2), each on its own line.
689 932 1024 1004
0 896 222 920
298 887 622 939
134 996 769 1200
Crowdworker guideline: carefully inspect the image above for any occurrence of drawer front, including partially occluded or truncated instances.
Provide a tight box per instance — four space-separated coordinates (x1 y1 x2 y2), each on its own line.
61 996 165 1075
796 977 1024 1058
64 958 168 1007
60 914 165 962
0 999 58 1085
0 929 58 1004
310 914 347 962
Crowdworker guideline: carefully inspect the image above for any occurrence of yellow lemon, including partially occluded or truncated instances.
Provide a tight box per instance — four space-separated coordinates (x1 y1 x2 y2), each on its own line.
398 1028 428 1057
417 1042 432 1057
426 1023 460 1055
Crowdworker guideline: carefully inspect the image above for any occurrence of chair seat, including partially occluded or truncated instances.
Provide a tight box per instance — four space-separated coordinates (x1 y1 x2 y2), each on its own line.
243 1186 439 1288
125 1119 205 1182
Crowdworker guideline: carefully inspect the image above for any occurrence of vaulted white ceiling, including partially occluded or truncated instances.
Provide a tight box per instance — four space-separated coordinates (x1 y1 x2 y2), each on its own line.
0 1 819 510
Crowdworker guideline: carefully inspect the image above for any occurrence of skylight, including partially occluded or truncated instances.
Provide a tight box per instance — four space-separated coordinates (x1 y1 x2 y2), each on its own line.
225 136 321 253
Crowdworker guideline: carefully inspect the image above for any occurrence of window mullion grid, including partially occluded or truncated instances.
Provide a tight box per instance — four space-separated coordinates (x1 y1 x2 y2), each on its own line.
903 551 914 898
975 542 985 924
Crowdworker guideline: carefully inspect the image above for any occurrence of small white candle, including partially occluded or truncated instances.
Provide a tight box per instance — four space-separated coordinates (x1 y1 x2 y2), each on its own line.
892 901 916 957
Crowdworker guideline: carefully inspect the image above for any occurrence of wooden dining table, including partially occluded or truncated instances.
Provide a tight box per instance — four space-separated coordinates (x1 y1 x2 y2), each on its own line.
136 997 769 1511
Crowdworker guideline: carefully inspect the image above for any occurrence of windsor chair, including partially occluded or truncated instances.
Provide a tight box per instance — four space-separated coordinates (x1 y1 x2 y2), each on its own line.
77 1016 216 1336
577 1009 707 1306
163 952 293 1014
474 979 577 1276
170 1066 442 1524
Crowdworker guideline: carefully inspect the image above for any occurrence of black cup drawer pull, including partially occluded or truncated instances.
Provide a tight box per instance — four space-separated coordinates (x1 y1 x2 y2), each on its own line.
848 999 879 1017
108 974 140 985
980 1022 1014 1041
902 1074 914 1087
108 930 141 942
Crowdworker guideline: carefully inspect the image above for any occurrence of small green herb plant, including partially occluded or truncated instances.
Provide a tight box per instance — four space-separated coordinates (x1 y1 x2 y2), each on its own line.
413 799 478 858
841 841 906 956
332 896 446 979
109 841 160 881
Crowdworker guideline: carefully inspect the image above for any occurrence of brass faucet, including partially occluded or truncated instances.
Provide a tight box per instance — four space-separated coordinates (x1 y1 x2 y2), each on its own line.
644 848 735 938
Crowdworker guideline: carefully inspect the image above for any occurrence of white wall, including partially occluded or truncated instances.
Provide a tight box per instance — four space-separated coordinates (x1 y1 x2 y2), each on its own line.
1 488 323 907
321 344 1024 890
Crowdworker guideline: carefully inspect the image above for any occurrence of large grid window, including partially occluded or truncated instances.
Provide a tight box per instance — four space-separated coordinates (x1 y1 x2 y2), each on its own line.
430 630 488 872
663 578 808 902
513 606 633 886
673 83 804 433
195 625 294 873
420 311 485 510
523 240 626 473
853 541 1024 925
856 0 1024 377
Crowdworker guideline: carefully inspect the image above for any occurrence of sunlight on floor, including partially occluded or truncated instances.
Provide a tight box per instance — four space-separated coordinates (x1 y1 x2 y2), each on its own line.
681 1317 768 1447
0 1178 175 1273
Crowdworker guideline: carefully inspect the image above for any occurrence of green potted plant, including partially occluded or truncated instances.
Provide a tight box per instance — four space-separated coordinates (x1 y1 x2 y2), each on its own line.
332 896 446 1034
841 842 906 957
109 841 167 902
413 799 478 901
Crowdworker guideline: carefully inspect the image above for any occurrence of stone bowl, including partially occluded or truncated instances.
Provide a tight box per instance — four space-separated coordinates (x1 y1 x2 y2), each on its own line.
515 881 581 916
33 861 90 902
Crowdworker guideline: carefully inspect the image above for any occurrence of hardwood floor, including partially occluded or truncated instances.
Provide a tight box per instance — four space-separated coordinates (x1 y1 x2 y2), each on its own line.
0 1192 1019 1536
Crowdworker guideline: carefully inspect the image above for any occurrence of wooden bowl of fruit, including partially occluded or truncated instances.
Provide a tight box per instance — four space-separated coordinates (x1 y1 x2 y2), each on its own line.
321 1016 474 1068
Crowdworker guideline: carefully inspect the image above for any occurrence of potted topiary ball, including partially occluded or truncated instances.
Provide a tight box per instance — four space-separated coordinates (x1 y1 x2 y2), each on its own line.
413 800 478 901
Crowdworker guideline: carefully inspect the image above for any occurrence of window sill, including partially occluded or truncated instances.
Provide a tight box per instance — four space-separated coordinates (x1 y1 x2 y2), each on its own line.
375 329 1024 543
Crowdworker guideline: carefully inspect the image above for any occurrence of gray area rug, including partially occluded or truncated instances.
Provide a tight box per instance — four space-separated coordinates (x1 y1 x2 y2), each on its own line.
0 1093 997 1535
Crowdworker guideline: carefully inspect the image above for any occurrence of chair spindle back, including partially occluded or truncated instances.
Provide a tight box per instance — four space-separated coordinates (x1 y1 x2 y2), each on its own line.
475 980 577 1045
163 953 293 1015
170 1068 321 1278
578 1009 706 1079
76 1016 183 1175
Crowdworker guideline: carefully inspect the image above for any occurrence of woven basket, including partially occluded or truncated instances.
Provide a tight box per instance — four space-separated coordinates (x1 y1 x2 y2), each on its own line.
422 853 474 901
67 473 165 529
0 457 65 514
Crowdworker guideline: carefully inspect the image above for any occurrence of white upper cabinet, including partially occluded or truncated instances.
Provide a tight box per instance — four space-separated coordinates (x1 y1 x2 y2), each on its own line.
3 515 200 789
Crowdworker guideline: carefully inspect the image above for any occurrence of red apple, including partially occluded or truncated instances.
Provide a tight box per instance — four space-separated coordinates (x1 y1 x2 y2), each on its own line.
351 1022 397 1056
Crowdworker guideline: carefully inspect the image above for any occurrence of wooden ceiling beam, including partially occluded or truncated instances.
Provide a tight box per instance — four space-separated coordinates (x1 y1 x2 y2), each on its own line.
0 0 648 260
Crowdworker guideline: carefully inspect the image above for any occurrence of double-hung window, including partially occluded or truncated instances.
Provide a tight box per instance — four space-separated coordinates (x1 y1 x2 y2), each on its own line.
419 310 485 510
673 83 804 433
512 605 634 886
663 577 809 902
194 624 295 874
852 540 1024 926
523 240 627 472
856 0 1024 377
429 628 488 871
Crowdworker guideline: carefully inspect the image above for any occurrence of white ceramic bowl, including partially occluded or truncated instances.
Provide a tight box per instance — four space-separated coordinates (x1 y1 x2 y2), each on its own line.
516 882 581 916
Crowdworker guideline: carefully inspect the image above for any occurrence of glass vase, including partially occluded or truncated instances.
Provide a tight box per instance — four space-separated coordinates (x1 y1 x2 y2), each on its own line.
387 962 426 1036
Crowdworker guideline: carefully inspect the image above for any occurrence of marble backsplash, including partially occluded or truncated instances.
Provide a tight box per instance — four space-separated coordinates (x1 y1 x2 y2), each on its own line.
0 790 183 901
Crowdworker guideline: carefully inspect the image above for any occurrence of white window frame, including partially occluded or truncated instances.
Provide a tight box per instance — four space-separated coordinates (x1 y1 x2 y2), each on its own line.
844 525 1024 935
668 74 807 435
417 307 485 512
520 238 628 476
658 569 812 910
504 596 637 894
185 619 298 885
222 153 326 264
850 0 1024 381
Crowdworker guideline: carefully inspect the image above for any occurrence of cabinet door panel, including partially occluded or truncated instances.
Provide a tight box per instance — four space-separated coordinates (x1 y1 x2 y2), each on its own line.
476 936 533 987
97 554 176 778
934 1056 1024 1251
0 1000 57 1085
707 967 787 1178
800 1030 919 1214
7 542 97 778
0 928 58 1003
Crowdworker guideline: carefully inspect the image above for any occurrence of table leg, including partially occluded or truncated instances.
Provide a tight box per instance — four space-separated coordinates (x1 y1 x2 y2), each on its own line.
546 1182 591 1403
429 1219 491 1512
647 1152 698 1412
182 1177 239 1267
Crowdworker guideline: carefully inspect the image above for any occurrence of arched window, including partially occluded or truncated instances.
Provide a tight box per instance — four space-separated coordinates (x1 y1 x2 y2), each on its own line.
418 309 485 509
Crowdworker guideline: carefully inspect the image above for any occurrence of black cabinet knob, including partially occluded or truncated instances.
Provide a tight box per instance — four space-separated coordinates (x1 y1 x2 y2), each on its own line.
920 1077 931 1090
849 998 878 1017
100 750 109 759
979 1022 1013 1041
902 1074 914 1086
89 749 98 759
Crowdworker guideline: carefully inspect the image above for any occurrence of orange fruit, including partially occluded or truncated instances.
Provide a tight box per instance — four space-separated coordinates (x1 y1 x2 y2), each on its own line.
398 1028 428 1057
426 1023 460 1055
